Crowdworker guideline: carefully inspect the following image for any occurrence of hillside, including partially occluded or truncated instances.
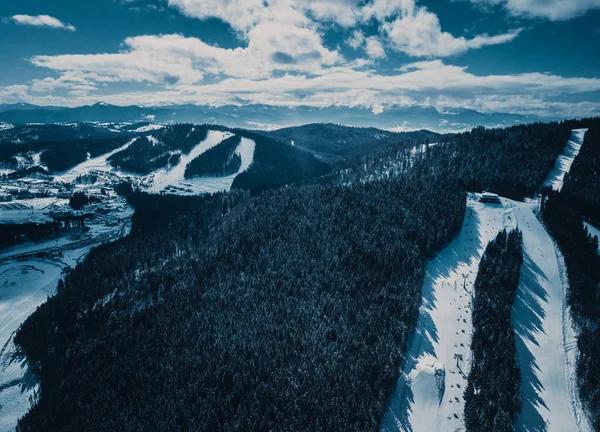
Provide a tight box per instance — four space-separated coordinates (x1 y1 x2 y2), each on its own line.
261 123 440 162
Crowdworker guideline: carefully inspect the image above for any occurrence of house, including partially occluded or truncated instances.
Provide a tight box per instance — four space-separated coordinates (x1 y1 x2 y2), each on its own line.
479 192 501 204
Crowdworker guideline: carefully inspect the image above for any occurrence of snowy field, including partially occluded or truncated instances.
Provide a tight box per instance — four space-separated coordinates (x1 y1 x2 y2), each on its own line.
0 198 70 224
382 194 515 431
543 129 587 191
0 248 91 431
0 210 133 431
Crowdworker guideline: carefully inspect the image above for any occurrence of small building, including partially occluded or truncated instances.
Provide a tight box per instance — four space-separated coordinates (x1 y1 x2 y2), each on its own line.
0 193 13 202
56 190 72 199
480 192 501 204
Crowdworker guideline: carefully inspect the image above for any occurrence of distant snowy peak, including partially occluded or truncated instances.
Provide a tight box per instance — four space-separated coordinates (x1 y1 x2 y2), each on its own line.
0 103 556 133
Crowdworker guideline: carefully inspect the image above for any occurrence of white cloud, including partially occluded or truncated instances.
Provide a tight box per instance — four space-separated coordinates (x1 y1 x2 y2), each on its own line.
11 14 75 31
30 32 341 85
469 0 600 21
347 30 365 49
7 59 600 118
365 37 386 58
2 0 594 117
381 4 522 57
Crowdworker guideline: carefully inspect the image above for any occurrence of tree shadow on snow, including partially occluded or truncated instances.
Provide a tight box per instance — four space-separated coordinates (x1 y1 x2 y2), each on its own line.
513 252 550 432
381 205 483 431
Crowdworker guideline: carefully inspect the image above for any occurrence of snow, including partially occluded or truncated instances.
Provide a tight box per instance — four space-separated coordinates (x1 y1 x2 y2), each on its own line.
0 198 70 224
131 124 164 133
0 207 133 431
509 201 592 432
543 129 587 192
382 194 515 431
0 124 13 131
148 132 256 195
583 222 600 254
54 137 138 183
383 127 594 432
148 131 232 193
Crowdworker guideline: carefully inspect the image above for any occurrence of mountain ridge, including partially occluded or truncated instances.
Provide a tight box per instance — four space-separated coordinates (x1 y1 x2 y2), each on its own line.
0 103 555 133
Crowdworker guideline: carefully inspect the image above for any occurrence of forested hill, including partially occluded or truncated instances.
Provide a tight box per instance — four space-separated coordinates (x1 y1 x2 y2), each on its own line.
11 117 600 431
231 131 331 193
15 172 466 431
260 123 441 162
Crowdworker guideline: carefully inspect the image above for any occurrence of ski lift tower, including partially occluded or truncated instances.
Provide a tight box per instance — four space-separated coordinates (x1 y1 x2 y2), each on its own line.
454 353 463 369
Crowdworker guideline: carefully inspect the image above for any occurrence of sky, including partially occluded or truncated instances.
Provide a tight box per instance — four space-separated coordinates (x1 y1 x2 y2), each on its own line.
0 0 599 117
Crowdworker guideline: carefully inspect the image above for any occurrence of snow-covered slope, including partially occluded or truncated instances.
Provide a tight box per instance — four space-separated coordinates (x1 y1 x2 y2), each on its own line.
148 130 232 193
54 137 138 183
543 129 587 192
382 194 516 431
509 201 592 432
149 133 255 195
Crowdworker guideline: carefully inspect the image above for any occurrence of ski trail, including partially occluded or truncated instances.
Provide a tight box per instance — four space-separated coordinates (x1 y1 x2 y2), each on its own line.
543 129 587 192
54 137 138 182
381 194 508 432
148 130 233 193
510 201 591 432
148 133 255 195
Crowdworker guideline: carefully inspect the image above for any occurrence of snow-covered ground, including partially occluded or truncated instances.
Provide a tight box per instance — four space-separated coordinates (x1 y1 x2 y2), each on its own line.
54 137 138 183
130 124 165 133
382 128 594 432
509 201 592 432
583 222 600 254
148 130 232 193
382 193 592 432
382 194 515 431
0 198 70 224
148 134 255 195
0 207 133 431
543 129 587 192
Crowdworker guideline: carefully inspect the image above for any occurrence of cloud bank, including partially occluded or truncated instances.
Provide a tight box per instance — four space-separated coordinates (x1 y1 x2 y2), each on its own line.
1 0 598 118
11 14 75 31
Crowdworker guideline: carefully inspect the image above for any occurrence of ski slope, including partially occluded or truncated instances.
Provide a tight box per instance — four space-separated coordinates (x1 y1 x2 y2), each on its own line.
543 129 587 192
149 134 255 195
54 137 138 183
148 130 232 194
382 194 516 431
507 200 592 432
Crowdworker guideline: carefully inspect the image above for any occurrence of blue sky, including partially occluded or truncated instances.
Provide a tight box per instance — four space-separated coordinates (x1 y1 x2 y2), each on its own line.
0 0 599 117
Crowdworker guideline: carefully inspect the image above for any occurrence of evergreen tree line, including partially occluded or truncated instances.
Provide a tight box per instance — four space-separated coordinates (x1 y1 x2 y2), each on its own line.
231 131 331 193
14 172 465 432
184 135 242 178
541 122 600 430
0 222 62 247
0 135 132 172
464 230 523 432
108 125 213 174
561 121 600 226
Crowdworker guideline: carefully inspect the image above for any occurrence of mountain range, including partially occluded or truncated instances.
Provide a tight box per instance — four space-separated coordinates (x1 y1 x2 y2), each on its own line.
0 103 554 133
